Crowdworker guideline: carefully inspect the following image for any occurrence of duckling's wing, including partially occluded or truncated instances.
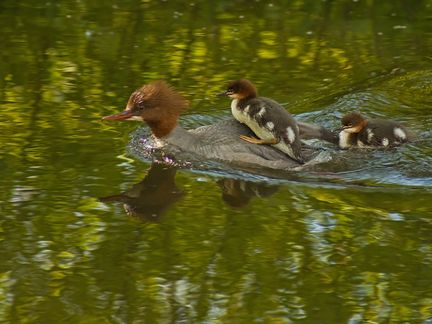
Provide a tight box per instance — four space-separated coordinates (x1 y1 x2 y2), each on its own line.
258 98 301 141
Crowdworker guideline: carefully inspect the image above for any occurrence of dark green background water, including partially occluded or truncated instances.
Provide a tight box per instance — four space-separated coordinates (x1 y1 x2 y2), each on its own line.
1 1 432 323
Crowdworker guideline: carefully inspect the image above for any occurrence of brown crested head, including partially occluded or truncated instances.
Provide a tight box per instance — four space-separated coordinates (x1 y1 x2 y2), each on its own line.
341 112 368 133
126 81 188 116
220 79 258 100
103 81 189 138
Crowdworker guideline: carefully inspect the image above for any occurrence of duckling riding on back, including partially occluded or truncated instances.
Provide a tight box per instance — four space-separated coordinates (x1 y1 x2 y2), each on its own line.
218 79 304 164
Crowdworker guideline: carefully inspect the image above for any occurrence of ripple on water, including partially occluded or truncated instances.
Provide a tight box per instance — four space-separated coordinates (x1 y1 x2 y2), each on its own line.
380 69 432 107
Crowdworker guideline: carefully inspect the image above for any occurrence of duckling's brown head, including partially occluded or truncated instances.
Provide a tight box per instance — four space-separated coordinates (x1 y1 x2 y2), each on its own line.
219 79 258 100
341 112 368 134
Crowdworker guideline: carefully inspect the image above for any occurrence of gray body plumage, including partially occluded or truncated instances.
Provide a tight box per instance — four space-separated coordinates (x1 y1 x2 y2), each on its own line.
139 119 324 171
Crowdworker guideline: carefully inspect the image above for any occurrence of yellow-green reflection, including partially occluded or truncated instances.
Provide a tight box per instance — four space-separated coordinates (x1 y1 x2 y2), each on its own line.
0 0 431 323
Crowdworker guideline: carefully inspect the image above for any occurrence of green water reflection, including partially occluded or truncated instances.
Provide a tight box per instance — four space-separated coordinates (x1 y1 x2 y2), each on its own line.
1 0 432 323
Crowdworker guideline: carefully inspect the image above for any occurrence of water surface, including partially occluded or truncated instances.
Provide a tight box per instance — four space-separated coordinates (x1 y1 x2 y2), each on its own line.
1 1 432 323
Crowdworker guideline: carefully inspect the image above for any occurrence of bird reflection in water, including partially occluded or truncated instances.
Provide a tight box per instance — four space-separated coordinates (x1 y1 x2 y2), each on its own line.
217 178 279 208
99 163 184 221
100 163 280 220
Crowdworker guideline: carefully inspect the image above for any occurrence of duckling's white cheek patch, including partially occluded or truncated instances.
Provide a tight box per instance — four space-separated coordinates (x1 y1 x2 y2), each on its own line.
382 138 389 146
393 127 406 141
343 127 357 134
286 127 296 143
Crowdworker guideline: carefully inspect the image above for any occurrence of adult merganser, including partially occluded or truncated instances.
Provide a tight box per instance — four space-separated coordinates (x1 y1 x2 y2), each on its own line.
102 81 329 171
218 79 304 163
338 112 413 149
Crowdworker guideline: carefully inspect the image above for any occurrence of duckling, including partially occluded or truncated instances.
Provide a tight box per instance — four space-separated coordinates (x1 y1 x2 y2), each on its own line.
339 112 413 148
219 79 304 164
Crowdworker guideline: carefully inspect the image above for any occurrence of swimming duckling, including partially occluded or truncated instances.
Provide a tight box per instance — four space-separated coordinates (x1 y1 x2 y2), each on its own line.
338 112 413 148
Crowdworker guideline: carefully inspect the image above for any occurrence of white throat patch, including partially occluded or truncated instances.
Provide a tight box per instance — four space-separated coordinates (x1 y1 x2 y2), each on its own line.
126 116 144 121
339 130 353 148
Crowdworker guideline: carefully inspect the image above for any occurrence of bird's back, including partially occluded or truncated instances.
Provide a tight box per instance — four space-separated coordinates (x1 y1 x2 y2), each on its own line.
361 119 410 145
189 119 313 169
